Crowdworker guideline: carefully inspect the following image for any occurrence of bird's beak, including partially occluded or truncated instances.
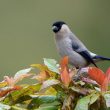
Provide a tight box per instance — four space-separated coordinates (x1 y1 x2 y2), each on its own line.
52 26 59 33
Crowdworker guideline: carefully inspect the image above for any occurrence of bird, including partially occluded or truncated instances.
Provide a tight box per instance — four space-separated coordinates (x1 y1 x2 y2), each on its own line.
52 21 110 69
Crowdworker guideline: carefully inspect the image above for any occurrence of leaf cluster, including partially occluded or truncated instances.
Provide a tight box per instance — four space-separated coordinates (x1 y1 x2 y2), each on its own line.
0 57 110 110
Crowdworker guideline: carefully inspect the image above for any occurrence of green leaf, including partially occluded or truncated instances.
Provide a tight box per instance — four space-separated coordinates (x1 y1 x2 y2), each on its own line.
0 81 7 88
31 64 47 71
75 96 90 110
89 92 100 105
104 93 110 107
43 58 59 74
75 92 100 110
0 103 10 110
35 105 58 110
27 95 57 109
11 105 27 110
41 79 60 90
3 83 41 104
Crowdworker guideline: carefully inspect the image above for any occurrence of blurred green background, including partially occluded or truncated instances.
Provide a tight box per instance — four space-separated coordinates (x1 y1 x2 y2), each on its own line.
0 0 110 80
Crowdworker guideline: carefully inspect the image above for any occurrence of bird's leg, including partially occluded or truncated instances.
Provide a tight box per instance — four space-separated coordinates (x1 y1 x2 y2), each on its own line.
73 68 82 81
73 67 88 81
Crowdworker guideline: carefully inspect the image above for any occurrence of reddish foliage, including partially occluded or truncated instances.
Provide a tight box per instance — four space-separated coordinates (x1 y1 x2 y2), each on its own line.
88 67 105 85
60 56 69 70
0 85 22 97
60 56 70 86
88 67 110 92
60 67 70 86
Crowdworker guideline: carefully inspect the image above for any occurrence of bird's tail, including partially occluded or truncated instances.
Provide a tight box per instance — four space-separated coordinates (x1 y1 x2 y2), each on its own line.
93 55 110 60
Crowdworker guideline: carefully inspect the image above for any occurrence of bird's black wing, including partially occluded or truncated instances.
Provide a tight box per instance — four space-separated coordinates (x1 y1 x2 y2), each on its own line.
78 50 98 67
72 44 97 67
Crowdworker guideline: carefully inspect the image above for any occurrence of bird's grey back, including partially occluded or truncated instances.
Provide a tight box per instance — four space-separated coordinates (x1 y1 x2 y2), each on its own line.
69 32 88 52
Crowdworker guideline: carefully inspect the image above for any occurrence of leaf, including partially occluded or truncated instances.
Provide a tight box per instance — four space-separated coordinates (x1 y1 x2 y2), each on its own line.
11 105 27 110
32 71 49 82
62 94 74 110
43 58 60 74
45 87 57 95
102 68 110 91
0 103 10 110
0 86 21 98
75 92 100 110
104 93 110 107
41 79 60 90
88 67 110 92
89 92 100 104
101 77 109 92
13 67 32 84
105 67 110 80
82 77 97 85
60 56 69 69
71 86 90 95
31 64 47 71
4 76 15 87
3 84 41 104
75 95 90 110
33 105 58 110
60 67 70 87
31 64 56 77
0 87 13 98
88 67 105 85
0 81 8 88
28 95 57 109
3 68 32 87
14 67 32 79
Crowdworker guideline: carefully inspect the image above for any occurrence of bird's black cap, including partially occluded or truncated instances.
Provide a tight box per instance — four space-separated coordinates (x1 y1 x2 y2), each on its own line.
52 21 66 33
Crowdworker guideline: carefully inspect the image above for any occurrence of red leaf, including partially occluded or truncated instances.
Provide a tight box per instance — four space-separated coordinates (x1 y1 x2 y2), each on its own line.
61 67 71 86
101 77 108 92
12 85 22 90
88 67 110 92
60 56 69 70
101 67 110 91
88 67 105 85
0 89 12 97
105 67 110 81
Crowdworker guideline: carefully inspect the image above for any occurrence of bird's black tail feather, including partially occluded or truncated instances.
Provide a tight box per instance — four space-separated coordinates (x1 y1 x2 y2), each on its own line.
93 55 110 60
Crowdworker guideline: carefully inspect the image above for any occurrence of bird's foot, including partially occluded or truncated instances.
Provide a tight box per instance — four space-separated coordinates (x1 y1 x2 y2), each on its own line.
73 67 89 81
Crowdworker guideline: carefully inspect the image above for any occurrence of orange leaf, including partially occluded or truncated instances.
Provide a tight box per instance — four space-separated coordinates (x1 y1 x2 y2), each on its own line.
12 85 22 90
0 86 22 97
61 67 71 86
88 67 105 85
60 56 69 70
0 89 12 97
32 71 48 82
101 67 110 92
105 67 110 81
101 77 108 92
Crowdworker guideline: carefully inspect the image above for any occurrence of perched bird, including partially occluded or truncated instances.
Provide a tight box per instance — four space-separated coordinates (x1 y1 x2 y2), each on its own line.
52 21 110 69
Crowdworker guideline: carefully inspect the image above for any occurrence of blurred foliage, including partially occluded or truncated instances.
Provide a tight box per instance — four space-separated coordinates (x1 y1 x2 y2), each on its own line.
0 1 110 79
0 57 110 110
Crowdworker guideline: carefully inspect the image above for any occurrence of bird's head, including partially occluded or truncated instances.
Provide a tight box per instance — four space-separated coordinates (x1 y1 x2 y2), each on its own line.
52 21 71 34
52 21 66 33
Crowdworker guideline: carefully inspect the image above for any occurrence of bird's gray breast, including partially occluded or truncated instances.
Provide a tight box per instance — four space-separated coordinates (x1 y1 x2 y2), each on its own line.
55 37 73 57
